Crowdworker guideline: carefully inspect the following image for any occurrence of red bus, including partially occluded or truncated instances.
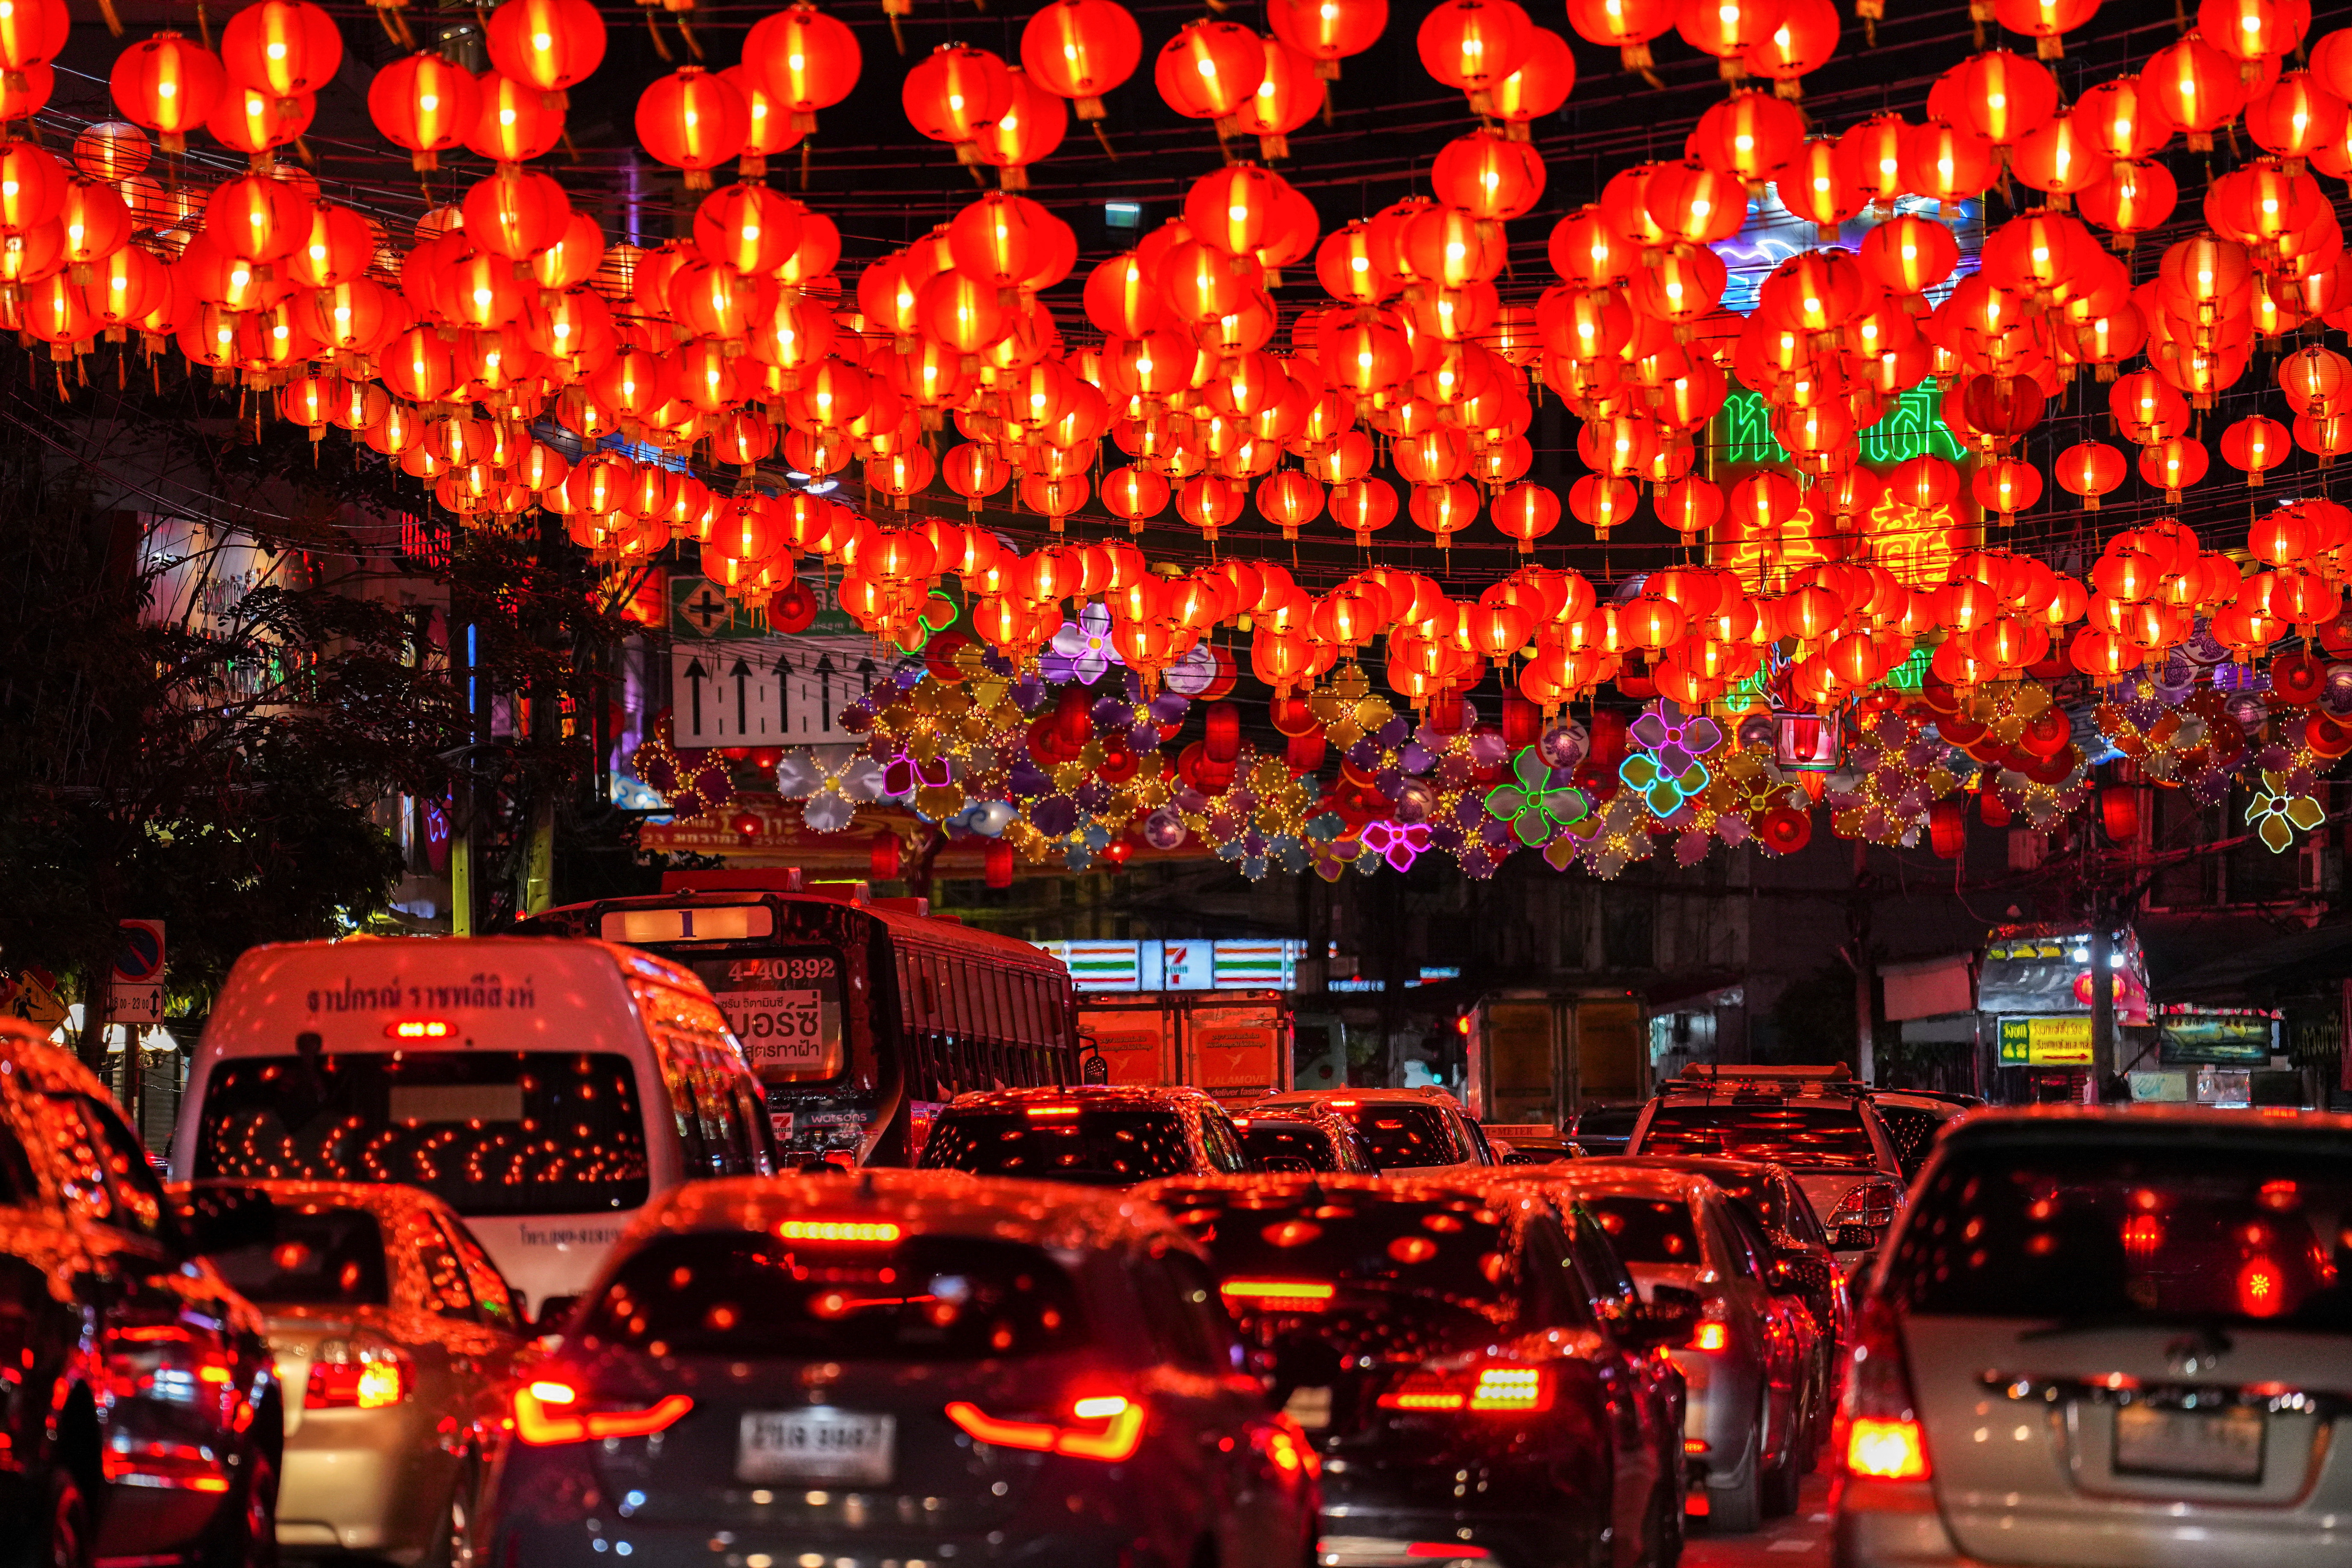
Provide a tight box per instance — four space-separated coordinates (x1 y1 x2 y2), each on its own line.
517 871 1081 1166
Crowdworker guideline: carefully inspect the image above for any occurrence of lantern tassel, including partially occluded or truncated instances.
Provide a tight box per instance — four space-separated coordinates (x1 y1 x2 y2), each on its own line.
1090 121 1118 159
644 9 674 63
194 0 212 47
97 0 121 33
677 14 703 59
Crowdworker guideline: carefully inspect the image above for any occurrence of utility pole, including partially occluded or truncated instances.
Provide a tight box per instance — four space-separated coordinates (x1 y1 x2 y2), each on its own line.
2090 910 2115 1096
1851 841 1876 1084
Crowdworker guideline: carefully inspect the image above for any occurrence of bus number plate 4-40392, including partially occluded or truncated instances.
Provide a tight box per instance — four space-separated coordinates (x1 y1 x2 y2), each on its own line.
722 989 825 1068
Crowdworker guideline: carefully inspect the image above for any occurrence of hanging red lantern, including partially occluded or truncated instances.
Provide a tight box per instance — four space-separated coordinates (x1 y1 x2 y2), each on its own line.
1928 799 1966 858
1488 27 1573 137
2098 784 2142 842
1992 0 2101 60
1565 0 1674 79
1417 0 1533 111
744 3 861 136
1329 476 1399 542
110 32 227 154
1020 0 1141 119
1154 19 1265 126
637 67 749 190
220 0 341 105
2146 30 2247 150
1690 90 1805 185
369 52 481 171
1267 0 1388 78
486 0 606 106
2221 413 2289 484
1431 127 1545 220
2137 436 2210 502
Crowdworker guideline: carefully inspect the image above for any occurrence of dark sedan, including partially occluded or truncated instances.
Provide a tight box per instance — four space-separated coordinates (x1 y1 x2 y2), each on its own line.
0 1020 281 1568
482 1169 1320 1568
1138 1174 1696 1568
917 1084 1253 1185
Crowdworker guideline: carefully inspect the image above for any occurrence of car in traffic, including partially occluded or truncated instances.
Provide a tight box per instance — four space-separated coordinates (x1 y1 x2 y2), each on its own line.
1552 1164 1818 1531
1138 1172 1696 1568
1488 1124 1584 1163
0 1020 282 1568
173 937 774 1323
917 1084 1253 1184
177 1179 526 1563
1236 1105 1380 1172
1246 1087 1498 1175
1625 1066 1908 1271
1600 1156 1849 1466
1862 1088 1980 1181
1835 1105 2352 1568
481 1169 1320 1568
1568 1103 1642 1158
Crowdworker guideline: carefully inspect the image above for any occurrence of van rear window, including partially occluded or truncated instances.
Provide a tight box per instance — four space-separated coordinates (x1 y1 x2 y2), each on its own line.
194 1053 649 1216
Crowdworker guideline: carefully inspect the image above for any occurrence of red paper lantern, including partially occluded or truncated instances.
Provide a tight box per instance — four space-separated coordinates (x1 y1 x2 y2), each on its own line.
637 67 749 189
1268 0 1388 77
1020 0 1141 118
744 3 861 134
1928 799 1966 858
369 53 481 171
1155 19 1264 123
486 0 606 102
110 32 227 153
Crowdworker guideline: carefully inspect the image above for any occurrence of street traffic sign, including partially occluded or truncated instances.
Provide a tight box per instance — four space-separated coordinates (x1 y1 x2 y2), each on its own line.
114 920 165 985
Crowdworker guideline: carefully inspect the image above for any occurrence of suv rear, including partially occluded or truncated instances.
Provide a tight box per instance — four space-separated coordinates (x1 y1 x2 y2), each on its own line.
917 1085 1251 1186
1248 1088 1496 1175
1628 1067 1905 1270
1838 1107 2352 1568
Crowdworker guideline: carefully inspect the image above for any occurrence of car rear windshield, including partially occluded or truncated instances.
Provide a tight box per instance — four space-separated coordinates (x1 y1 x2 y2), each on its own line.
1341 1104 1461 1167
1242 1122 1341 1172
205 1199 390 1306
1585 1194 1704 1266
193 1053 649 1217
1638 1102 1879 1168
1159 1190 1517 1316
1885 1142 2352 1329
579 1231 1087 1360
920 1108 1194 1184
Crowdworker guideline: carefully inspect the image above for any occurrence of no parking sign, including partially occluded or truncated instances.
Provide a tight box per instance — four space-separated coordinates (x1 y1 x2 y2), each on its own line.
109 920 165 1025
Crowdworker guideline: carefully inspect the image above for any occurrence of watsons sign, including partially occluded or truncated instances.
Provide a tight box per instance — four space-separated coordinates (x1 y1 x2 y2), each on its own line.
306 973 540 1013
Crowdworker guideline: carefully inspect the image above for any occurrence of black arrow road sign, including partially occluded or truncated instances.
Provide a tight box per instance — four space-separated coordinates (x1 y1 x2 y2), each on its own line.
683 657 708 734
815 653 836 731
775 650 795 732
729 657 752 734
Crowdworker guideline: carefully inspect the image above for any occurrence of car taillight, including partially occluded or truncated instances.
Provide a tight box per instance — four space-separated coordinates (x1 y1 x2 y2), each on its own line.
304 1346 411 1410
1692 1323 1729 1352
513 1378 695 1445
1836 1297 1929 1481
1220 1279 1336 1311
1377 1363 1554 1414
1829 1181 1904 1230
944 1391 1146 1462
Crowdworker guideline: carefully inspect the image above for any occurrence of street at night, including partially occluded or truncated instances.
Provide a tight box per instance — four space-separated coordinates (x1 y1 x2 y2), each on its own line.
9 0 2352 1561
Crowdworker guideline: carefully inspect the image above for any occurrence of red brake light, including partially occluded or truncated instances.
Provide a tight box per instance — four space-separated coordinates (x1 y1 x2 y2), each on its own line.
1379 1363 1551 1414
513 1378 694 1445
385 1019 456 1039
1025 1105 1082 1117
1692 1323 1730 1352
1220 1279 1336 1311
304 1351 411 1410
944 1392 1145 1462
777 1220 902 1243
1836 1297 1931 1481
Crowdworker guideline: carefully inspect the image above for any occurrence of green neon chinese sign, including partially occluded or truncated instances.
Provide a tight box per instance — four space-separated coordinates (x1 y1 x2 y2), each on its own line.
1715 386 1967 469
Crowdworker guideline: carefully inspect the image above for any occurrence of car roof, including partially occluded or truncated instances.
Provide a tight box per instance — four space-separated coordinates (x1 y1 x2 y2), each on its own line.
944 1084 1218 1112
0 1018 116 1100
1256 1087 1463 1107
1518 1162 1718 1203
1601 1153 1793 1184
180 1176 460 1220
1135 1171 1517 1209
629 1169 1195 1254
1935 1103 2352 1149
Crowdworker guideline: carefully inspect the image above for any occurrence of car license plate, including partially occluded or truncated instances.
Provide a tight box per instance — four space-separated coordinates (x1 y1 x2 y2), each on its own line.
2113 1404 2264 1483
737 1409 895 1485
1282 1387 1332 1431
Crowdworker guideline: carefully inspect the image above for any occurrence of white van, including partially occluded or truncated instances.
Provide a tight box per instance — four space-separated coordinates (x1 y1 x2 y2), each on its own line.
171 937 772 1319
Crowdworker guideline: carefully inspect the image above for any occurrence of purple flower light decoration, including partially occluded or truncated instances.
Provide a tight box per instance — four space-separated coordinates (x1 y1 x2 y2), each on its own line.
1628 699 1724 777
1041 602 1124 686
1357 818 1433 871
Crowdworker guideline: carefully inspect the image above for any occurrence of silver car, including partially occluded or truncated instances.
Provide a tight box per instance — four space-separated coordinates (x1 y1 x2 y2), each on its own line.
1628 1069 1909 1271
1836 1106 2352 1568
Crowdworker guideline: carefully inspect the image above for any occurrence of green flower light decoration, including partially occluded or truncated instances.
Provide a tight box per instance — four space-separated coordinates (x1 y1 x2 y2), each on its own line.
2247 770 2326 853
1484 747 1595 846
1619 750 1710 817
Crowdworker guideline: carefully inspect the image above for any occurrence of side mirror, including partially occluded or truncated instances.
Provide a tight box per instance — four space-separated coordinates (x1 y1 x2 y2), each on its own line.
533 1294 582 1332
174 1186 276 1256
1622 1283 1702 1350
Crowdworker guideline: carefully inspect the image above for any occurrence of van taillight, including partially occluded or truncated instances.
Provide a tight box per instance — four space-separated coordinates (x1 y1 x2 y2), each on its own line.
305 1350 411 1410
386 1020 456 1039
1837 1298 1930 1481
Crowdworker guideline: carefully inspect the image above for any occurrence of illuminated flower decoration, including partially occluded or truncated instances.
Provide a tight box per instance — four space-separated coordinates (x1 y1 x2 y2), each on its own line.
1619 749 1710 817
1630 699 1723 775
1483 746 1595 846
1161 642 1227 696
1041 602 1125 686
1357 817 1433 871
1309 831 1365 882
2246 770 2325 853
776 743 887 833
880 747 953 798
